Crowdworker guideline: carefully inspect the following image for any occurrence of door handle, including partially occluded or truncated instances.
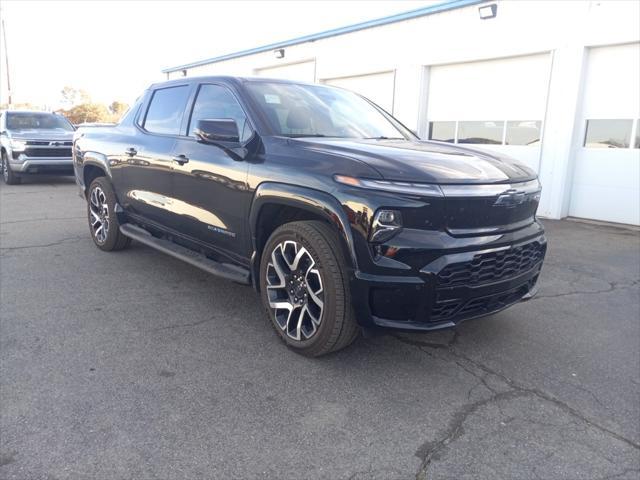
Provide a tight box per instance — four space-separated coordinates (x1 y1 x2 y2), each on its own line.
125 147 137 157
172 154 189 166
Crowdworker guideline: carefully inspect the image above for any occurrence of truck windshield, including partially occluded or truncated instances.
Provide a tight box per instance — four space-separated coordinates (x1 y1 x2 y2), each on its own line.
245 81 413 139
6 112 75 131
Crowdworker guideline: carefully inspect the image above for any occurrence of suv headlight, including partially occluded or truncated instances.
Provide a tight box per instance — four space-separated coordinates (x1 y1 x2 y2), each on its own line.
370 209 402 243
9 139 26 152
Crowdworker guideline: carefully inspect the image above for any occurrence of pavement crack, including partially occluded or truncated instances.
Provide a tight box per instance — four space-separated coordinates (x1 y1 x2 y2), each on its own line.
593 467 640 480
0 235 86 253
414 389 528 480
0 216 85 225
530 280 637 301
392 333 640 479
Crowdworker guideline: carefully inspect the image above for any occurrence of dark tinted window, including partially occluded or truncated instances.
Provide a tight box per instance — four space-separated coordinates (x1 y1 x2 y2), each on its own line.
584 119 632 148
6 112 74 131
457 121 504 145
188 84 252 142
428 121 455 143
144 85 190 135
505 121 542 146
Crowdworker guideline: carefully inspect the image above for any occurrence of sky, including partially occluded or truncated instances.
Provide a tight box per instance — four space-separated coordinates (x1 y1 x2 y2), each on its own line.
0 0 437 109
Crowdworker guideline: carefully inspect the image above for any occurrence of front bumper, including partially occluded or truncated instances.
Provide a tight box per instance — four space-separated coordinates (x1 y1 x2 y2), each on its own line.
350 222 546 331
8 156 74 174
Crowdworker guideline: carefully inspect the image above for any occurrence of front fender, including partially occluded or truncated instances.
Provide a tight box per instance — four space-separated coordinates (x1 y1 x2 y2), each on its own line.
76 151 112 193
249 182 359 276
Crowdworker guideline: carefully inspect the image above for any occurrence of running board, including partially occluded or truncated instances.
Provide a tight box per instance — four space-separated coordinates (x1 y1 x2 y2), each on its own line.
119 223 251 285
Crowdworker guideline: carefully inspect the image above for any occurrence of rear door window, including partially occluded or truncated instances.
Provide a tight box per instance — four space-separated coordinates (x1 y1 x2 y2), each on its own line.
143 85 190 135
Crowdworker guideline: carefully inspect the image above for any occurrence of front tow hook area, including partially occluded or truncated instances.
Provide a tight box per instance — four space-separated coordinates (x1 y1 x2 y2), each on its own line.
521 284 539 301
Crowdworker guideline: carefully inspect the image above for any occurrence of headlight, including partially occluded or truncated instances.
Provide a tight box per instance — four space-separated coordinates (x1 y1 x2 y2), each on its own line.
9 139 26 151
334 175 444 197
370 209 402 243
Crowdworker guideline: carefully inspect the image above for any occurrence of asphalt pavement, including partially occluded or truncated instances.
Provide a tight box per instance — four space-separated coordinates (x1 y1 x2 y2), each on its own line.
1 176 639 480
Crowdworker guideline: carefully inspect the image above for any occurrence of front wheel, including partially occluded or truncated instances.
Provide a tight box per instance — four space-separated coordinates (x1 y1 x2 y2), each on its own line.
87 177 131 251
1 151 21 185
259 221 359 357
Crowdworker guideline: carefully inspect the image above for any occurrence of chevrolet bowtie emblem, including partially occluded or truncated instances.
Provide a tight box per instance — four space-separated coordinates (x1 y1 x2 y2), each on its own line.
493 189 527 207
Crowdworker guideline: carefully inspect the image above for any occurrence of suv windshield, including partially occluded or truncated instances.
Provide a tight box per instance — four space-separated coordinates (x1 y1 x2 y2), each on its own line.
6 112 75 131
245 81 413 139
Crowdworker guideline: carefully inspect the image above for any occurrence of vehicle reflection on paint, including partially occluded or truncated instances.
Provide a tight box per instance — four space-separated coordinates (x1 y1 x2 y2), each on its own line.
127 189 227 229
189 169 248 191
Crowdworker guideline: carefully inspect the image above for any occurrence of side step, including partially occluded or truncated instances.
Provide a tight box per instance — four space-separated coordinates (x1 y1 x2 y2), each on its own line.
119 223 251 285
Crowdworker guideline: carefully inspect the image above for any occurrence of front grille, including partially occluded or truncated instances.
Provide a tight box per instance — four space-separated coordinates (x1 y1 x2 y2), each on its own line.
430 277 537 322
24 147 72 158
437 241 546 288
26 141 72 146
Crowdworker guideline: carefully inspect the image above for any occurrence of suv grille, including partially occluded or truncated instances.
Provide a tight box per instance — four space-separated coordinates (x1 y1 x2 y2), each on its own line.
24 147 72 158
437 241 546 288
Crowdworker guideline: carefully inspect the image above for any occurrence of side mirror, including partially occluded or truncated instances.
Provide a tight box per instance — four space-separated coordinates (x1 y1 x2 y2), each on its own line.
194 119 240 144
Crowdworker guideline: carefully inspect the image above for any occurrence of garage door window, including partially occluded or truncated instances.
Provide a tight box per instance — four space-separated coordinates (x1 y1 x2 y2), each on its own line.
583 119 633 148
428 122 455 142
428 120 542 146
457 121 504 145
506 121 542 146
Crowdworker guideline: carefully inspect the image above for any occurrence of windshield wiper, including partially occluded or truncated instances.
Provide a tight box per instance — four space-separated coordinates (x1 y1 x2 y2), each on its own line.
282 134 349 138
362 136 404 140
282 134 328 138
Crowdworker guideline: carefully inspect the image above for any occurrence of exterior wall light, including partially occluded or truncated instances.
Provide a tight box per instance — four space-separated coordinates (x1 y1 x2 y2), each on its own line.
274 48 285 59
478 4 497 19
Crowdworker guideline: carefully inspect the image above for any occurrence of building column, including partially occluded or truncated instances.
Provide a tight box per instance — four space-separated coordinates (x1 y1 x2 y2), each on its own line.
392 64 425 134
537 45 587 219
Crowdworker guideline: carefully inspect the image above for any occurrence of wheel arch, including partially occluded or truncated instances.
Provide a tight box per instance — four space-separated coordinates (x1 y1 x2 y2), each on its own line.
80 152 111 198
249 182 358 290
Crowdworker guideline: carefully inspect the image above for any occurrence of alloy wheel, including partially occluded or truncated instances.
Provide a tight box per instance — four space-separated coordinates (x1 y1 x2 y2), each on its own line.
265 240 324 341
89 186 110 244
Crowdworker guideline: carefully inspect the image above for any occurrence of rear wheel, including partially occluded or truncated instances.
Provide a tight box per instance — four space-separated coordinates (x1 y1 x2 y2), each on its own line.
259 221 359 357
1 151 21 185
87 177 131 251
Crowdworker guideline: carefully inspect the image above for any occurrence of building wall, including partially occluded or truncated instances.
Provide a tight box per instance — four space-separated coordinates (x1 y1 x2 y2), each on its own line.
167 0 640 225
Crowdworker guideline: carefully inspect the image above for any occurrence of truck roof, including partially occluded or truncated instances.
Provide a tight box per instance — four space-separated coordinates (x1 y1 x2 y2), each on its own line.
148 75 320 91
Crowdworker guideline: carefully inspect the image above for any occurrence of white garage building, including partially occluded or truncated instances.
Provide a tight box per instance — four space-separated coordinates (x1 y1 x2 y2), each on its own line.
163 0 640 226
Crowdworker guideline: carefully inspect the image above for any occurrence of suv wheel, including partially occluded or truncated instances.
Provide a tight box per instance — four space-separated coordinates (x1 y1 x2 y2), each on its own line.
259 221 359 356
87 177 131 251
1 151 21 185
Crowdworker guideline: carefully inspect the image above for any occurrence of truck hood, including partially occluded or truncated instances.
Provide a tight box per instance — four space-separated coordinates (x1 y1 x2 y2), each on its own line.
9 129 75 142
292 138 537 184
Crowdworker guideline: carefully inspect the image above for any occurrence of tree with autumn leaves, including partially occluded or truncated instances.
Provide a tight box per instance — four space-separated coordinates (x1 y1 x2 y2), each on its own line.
58 86 129 125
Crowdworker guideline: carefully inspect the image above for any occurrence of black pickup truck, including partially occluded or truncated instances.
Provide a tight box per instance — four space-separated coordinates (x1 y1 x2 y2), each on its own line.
73 76 546 356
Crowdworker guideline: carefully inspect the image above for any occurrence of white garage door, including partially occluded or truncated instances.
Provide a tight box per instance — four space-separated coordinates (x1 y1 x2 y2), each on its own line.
254 60 316 82
323 71 396 113
425 53 551 173
569 43 640 225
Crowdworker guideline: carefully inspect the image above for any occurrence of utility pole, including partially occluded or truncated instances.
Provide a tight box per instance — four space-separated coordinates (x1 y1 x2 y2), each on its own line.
1 17 12 106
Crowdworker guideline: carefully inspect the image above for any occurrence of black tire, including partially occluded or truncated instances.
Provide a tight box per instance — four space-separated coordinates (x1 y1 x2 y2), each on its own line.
1 151 21 185
87 177 131 251
259 220 359 357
